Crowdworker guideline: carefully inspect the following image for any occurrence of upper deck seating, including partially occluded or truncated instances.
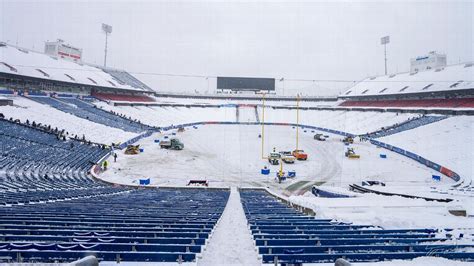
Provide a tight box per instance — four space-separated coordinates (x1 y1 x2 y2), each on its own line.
29 96 151 133
92 92 155 103
339 98 474 109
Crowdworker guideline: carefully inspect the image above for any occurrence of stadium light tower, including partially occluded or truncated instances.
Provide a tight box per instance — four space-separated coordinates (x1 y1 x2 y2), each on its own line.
102 23 113 67
380 36 390 75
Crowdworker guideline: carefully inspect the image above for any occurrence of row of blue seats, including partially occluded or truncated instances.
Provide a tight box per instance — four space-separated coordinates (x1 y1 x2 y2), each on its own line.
0 250 196 263
0 119 110 205
368 115 447 139
240 189 474 264
0 188 229 263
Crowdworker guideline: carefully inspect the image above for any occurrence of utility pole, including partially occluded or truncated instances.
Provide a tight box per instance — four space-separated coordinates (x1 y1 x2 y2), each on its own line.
102 23 113 67
381 36 390 75
296 94 300 151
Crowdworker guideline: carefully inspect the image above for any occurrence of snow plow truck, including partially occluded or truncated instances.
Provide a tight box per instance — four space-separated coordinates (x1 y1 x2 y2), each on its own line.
160 138 184 150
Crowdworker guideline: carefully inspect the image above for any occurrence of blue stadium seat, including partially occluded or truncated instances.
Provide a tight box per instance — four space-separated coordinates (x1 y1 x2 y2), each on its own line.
240 189 474 264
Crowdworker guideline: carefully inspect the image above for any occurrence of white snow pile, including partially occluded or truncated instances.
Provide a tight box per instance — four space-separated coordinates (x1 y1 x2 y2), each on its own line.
380 115 473 184
289 191 474 230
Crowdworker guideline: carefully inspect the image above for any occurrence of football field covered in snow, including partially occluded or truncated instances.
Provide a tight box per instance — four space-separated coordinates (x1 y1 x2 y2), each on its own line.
101 124 447 191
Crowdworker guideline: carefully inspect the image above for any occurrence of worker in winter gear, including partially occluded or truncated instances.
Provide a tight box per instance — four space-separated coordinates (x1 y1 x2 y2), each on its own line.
113 153 118 162
103 160 108 171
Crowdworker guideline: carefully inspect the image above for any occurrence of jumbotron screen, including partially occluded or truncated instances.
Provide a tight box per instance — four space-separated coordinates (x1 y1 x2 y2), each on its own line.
217 77 275 91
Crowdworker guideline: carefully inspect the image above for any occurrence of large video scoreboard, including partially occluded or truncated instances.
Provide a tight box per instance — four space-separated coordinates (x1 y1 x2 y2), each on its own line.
217 77 275 91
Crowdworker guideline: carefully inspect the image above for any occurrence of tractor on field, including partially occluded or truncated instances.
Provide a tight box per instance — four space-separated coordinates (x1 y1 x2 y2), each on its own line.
177 127 185 133
292 149 308 160
342 136 354 145
314 134 327 141
345 147 360 159
124 145 140 155
268 152 281 165
160 138 184 150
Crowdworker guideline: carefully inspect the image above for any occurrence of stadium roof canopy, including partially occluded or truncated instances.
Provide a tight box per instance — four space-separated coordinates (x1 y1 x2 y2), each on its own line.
0 43 152 93
341 63 474 98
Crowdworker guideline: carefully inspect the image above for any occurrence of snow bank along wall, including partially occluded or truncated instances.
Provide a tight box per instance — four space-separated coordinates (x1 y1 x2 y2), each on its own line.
370 139 461 183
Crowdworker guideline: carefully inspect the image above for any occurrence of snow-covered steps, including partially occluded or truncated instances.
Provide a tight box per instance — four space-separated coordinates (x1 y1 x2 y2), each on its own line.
198 187 260 265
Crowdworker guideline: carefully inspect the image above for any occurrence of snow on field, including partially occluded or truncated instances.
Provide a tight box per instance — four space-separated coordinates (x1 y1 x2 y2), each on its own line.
100 124 447 194
380 115 473 184
0 96 138 144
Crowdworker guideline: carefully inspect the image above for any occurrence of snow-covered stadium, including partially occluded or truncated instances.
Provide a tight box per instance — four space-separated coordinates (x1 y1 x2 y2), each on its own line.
0 1 473 265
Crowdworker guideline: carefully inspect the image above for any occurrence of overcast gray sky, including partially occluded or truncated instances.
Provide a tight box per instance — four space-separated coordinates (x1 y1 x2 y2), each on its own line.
1 0 472 95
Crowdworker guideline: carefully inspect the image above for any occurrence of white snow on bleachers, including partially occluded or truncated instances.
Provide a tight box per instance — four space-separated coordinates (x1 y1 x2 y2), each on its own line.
239 107 257 123
153 96 340 108
0 96 138 144
94 102 235 127
95 101 417 134
342 63 473 97
261 108 418 135
379 116 473 184
0 44 145 91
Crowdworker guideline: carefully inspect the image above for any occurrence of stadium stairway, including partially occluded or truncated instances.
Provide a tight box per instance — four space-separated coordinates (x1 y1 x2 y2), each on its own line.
236 106 240 123
240 188 474 264
365 115 447 139
254 106 260 123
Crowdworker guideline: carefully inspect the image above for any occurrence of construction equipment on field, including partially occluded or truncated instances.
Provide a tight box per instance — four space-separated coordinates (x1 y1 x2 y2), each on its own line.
160 138 184 150
268 152 281 165
342 136 354 144
124 144 140 155
177 127 185 132
276 170 286 183
314 134 327 141
345 147 360 159
279 151 295 164
292 149 308 160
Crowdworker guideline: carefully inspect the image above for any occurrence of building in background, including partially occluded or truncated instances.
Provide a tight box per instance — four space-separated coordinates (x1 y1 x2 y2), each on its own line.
44 39 82 62
410 51 447 73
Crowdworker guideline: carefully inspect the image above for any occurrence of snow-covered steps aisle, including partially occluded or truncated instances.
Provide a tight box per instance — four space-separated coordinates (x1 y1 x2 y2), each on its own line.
254 106 260 123
236 106 240 123
198 187 260 266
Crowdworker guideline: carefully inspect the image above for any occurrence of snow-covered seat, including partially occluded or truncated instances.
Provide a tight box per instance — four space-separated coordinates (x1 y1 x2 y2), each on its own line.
240 189 474 264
